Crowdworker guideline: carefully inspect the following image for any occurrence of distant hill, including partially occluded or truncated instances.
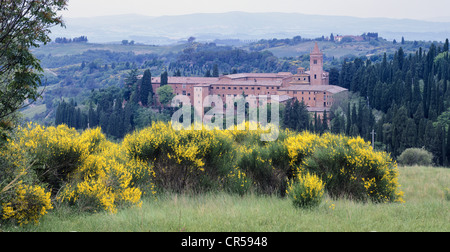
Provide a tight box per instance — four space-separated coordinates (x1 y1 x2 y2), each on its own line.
51 12 450 44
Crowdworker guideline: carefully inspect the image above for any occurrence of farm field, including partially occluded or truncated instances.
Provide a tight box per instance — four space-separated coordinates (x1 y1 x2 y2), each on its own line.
3 166 449 232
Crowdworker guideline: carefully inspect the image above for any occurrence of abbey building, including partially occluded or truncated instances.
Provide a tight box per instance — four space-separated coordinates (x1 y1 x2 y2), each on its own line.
150 43 347 117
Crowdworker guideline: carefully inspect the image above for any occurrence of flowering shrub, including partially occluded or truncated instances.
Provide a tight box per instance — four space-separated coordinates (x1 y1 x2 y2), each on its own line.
123 122 236 192
291 133 404 203
286 172 325 208
1 184 52 225
5 123 93 193
1 121 405 224
222 166 252 196
1 124 153 219
58 143 146 213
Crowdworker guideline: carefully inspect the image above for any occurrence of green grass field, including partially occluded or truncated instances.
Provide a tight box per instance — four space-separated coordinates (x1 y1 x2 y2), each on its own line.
3 166 449 232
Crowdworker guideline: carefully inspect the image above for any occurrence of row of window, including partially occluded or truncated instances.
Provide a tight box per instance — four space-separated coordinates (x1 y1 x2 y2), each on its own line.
286 91 328 95
211 86 281 91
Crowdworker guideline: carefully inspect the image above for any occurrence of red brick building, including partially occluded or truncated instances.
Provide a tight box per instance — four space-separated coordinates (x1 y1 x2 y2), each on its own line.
151 43 347 117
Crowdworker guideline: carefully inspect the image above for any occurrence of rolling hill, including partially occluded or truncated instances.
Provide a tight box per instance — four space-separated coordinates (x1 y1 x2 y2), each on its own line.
50 12 450 44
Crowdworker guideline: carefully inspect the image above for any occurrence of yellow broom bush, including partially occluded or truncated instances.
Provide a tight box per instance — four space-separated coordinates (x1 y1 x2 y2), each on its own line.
286 171 325 208
1 184 53 225
1 120 404 225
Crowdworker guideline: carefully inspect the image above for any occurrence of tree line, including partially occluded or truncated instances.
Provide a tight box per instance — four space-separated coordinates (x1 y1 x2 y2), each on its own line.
168 42 293 77
54 68 168 139
54 36 88 44
332 39 450 166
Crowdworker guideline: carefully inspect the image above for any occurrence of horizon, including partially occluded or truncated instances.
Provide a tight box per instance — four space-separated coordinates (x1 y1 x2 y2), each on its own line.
61 10 450 23
62 0 450 21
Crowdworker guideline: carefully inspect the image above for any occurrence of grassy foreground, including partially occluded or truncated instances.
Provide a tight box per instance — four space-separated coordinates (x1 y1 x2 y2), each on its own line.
2 166 449 232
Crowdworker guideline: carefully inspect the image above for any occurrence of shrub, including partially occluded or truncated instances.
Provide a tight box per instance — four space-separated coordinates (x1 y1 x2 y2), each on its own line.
222 166 252 196
6 123 89 194
397 148 433 166
2 123 149 216
57 140 155 213
123 122 235 192
286 172 325 208
2 121 406 221
236 141 292 195
297 134 404 203
1 184 53 225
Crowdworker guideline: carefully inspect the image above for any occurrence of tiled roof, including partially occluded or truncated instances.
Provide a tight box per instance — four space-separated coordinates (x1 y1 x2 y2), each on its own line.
221 72 293 80
151 77 218 84
280 85 347 94
212 79 283 86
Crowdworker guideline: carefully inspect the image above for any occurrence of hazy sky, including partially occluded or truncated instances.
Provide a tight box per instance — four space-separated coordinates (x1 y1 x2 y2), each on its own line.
64 0 449 20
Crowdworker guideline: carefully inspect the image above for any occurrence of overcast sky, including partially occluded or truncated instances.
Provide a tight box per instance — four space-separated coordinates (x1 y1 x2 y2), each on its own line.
64 0 449 20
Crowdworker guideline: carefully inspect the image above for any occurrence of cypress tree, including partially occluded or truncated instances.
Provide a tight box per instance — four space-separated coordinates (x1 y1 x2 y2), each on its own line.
446 127 450 165
140 69 152 106
161 71 168 86
322 110 329 132
212 64 219 77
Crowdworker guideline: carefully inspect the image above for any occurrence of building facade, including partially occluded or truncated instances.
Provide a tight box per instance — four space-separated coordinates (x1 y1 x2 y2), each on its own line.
150 43 347 117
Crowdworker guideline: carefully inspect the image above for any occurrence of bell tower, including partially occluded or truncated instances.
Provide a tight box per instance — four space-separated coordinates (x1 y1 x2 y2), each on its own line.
310 42 324 85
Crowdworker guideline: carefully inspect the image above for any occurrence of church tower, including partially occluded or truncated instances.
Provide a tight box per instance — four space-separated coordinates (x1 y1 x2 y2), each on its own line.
309 42 325 85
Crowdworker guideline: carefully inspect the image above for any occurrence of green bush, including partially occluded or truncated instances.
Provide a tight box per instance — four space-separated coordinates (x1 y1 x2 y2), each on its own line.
397 148 433 166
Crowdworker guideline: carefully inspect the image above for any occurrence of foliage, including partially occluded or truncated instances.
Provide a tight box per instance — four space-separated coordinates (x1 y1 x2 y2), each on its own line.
1 121 404 225
0 124 154 222
397 148 434 166
336 43 450 166
282 99 311 132
58 142 147 213
1 184 52 226
0 0 67 125
156 85 175 106
222 166 252 196
285 133 404 203
286 171 325 208
140 69 153 106
170 42 291 75
123 122 236 192
4 123 86 194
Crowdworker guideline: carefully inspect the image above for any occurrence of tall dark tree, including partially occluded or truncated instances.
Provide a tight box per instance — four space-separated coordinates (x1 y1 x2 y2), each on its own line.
161 71 168 86
212 64 219 77
140 69 153 106
322 110 329 132
283 99 310 132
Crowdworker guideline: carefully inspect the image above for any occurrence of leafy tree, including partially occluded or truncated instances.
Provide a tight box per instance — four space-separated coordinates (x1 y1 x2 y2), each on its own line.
0 0 67 129
156 85 175 106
